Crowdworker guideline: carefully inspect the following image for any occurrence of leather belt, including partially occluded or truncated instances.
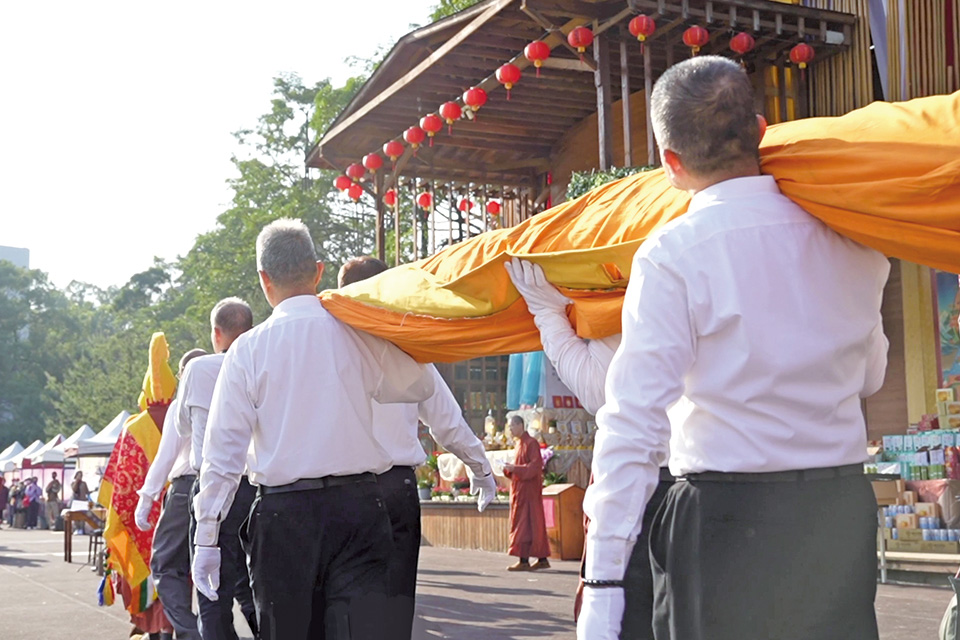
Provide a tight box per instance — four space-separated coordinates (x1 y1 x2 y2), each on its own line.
258 472 377 496
681 463 864 483
658 467 675 482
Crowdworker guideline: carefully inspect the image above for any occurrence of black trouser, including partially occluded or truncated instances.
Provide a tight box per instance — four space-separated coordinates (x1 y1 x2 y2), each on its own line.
152 475 200 640
649 467 879 640
240 476 393 640
189 477 258 640
620 476 674 640
377 466 421 640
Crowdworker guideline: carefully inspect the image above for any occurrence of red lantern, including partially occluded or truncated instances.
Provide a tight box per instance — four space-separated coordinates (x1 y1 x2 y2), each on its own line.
383 140 404 163
333 175 352 191
567 26 594 61
417 191 433 210
496 63 521 100
729 32 755 57
420 113 443 146
347 183 363 201
458 199 473 212
790 42 815 81
346 163 365 181
439 101 462 134
628 15 656 53
682 26 709 56
383 189 397 207
462 87 488 119
404 126 426 154
362 153 383 172
790 42 815 69
524 40 550 77
486 201 501 216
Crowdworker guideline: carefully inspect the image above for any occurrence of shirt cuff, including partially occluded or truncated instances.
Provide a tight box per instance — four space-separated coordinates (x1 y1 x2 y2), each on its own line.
584 533 631 581
136 488 159 502
194 521 220 547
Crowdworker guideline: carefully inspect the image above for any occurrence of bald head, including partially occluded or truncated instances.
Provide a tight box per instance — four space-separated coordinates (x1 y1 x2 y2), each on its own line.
210 297 253 351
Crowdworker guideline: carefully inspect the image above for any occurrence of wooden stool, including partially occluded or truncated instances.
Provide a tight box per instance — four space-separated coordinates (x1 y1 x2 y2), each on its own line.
88 529 104 575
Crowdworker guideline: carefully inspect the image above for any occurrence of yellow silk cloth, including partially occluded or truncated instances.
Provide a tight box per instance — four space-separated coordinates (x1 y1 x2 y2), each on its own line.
320 92 960 362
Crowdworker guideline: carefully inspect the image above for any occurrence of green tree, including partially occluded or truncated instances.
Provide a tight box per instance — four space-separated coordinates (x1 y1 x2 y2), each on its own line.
430 0 481 21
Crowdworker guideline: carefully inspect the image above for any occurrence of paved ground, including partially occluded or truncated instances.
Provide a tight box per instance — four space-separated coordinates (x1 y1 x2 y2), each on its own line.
0 526 954 639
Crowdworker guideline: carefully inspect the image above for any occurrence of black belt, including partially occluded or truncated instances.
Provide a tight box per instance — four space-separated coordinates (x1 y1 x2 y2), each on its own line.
659 467 675 482
171 474 197 488
681 463 864 483
258 472 377 496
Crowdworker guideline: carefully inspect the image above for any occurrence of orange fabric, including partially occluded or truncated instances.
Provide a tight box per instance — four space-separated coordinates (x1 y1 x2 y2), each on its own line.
320 92 960 362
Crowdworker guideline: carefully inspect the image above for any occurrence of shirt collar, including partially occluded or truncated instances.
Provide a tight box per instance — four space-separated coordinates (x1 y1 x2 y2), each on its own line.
688 175 779 215
273 294 321 315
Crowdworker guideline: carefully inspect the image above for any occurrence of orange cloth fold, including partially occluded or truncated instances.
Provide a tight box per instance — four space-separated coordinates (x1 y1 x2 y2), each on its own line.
320 92 960 362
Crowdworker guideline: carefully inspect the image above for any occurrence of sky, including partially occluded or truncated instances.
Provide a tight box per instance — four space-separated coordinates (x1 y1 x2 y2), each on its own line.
0 0 437 289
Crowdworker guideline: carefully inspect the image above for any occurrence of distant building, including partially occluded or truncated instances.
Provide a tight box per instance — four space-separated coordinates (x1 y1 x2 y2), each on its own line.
0 246 29 269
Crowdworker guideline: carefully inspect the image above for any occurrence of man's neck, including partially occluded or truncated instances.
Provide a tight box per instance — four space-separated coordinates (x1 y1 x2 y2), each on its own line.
686 163 761 196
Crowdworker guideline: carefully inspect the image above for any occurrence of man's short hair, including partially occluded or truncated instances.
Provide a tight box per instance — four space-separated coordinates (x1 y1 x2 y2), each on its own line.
178 348 208 377
510 415 525 428
210 297 253 339
256 219 318 287
338 256 388 287
650 55 760 176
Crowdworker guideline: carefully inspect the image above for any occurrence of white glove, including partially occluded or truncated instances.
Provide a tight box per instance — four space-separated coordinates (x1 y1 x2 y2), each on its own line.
504 258 571 316
134 494 154 532
576 586 624 640
192 546 221 601
470 473 498 513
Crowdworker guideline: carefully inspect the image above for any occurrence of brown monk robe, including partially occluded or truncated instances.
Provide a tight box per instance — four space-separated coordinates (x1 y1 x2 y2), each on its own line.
502 415 551 572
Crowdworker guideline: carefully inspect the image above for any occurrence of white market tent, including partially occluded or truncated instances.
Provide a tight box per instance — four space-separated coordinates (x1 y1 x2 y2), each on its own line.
31 424 95 465
2 439 45 474
70 411 130 457
0 441 24 466
25 434 64 466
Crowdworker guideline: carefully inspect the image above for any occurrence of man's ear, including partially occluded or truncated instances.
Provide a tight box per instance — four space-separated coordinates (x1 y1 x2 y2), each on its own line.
662 148 684 176
757 114 768 144
313 262 325 290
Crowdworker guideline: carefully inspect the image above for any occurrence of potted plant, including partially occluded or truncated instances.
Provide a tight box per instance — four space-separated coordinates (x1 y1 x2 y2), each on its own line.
417 478 433 501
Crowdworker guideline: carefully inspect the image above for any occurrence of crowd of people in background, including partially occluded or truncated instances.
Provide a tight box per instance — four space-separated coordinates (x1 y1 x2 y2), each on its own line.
0 470 93 531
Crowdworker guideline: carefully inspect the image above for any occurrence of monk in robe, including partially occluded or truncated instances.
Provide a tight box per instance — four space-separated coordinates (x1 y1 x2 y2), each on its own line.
503 414 551 571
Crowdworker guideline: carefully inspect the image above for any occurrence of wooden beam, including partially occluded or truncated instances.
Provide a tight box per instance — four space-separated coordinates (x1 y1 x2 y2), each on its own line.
620 25 632 167
520 1 598 70
594 30 614 170
539 57 597 72
319 0 515 148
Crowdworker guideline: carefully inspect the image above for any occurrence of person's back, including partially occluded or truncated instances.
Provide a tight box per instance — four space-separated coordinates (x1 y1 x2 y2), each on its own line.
652 176 889 474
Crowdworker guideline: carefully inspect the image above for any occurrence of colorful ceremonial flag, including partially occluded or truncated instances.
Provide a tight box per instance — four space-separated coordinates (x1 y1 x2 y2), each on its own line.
98 332 176 613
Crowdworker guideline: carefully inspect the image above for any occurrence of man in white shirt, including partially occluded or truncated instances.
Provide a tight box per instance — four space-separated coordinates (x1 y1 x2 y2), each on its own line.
338 256 498 639
178 299 257 640
135 348 207 640
577 56 889 640
505 258 671 640
192 219 435 640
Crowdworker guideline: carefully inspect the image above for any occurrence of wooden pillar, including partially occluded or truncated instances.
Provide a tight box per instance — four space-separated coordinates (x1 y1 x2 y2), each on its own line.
374 171 386 261
644 42 655 166
593 30 614 170
619 26 632 167
394 179 401 266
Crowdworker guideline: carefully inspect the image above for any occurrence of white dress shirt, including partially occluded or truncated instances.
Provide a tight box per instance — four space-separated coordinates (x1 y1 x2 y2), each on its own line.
175 354 224 474
372 366 492 476
584 175 890 579
194 294 435 545
138 397 194 501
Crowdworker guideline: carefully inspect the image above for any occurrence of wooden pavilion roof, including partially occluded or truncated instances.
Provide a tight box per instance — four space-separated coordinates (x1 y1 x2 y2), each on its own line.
306 0 857 188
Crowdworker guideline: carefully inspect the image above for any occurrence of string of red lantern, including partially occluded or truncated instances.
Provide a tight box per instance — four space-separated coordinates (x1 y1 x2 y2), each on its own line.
486 201 501 216
420 114 443 146
417 191 433 210
729 32 755 58
682 25 709 56
403 126 426 155
496 63 521 100
524 40 550 77
334 175 352 191
567 26 593 63
346 163 365 181
628 15 656 54
790 42 815 80
439 101 462 134
383 140 404 166
347 183 363 201
463 87 487 119
383 189 397 207
458 199 474 212
362 153 383 172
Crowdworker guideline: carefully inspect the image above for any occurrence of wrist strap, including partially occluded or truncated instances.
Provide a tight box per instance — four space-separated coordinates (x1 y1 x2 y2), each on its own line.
581 578 624 589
